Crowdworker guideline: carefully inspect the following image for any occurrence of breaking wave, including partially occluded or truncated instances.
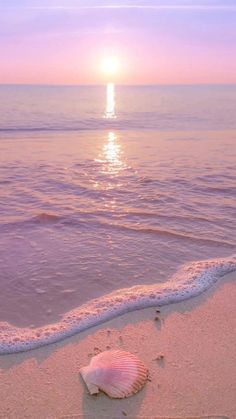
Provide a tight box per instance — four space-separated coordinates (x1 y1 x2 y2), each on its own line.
0 254 235 355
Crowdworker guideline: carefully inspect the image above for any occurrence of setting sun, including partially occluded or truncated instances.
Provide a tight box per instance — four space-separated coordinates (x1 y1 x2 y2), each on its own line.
101 56 121 78
1 2 236 416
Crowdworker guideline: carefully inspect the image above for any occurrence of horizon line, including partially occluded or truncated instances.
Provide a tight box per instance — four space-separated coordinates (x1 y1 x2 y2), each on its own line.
1 83 236 87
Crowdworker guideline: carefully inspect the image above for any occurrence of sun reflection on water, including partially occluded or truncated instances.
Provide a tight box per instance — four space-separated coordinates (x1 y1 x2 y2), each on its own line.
105 83 116 119
104 132 122 173
95 132 127 178
93 84 127 191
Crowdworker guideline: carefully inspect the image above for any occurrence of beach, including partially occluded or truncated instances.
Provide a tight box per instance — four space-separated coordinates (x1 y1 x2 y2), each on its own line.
1 271 235 419
0 86 236 417
1 2 236 417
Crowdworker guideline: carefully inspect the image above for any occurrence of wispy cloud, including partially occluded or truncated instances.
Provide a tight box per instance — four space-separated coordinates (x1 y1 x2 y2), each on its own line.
2 4 236 11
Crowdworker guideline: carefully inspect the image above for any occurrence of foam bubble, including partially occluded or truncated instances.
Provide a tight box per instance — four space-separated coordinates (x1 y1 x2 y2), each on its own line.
0 254 236 354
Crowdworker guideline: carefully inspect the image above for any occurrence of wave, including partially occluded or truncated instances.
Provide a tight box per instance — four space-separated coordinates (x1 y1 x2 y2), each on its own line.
0 127 91 133
0 254 235 355
99 223 234 248
0 120 141 133
0 213 234 249
33 213 63 224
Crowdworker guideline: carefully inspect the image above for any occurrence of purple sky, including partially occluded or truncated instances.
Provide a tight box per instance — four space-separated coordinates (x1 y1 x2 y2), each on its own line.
1 0 236 84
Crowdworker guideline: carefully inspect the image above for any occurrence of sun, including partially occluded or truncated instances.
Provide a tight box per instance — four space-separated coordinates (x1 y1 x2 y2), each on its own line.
101 56 120 78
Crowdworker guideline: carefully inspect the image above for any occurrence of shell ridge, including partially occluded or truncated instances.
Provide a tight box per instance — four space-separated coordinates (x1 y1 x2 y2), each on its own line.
80 350 149 398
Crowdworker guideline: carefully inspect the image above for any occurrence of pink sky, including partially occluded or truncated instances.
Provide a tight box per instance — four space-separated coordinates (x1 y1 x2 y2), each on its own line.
0 1 236 85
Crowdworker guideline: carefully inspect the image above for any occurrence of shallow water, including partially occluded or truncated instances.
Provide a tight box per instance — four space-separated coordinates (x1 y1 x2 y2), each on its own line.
0 85 236 329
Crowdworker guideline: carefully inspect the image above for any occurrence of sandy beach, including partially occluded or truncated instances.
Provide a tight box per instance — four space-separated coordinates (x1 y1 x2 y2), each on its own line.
0 272 235 419
1 1 236 417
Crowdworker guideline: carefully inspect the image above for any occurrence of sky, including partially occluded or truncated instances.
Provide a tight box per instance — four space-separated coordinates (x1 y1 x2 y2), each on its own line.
0 0 236 85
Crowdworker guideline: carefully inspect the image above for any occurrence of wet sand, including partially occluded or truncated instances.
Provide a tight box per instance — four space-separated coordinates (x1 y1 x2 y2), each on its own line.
0 272 236 419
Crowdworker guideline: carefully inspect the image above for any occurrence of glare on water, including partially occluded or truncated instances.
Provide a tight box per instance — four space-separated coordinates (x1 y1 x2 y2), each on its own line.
105 83 116 119
1 85 236 328
95 131 127 177
103 131 123 174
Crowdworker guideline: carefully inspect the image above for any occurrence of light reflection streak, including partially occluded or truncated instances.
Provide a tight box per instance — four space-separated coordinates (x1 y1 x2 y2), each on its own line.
104 131 122 174
95 132 127 178
105 83 116 119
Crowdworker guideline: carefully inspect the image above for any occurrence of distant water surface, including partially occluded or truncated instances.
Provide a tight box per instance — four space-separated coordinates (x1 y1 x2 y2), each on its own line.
0 84 236 327
1 84 236 132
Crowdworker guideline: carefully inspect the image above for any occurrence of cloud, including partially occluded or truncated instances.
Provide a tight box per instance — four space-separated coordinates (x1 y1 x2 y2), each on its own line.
2 3 236 11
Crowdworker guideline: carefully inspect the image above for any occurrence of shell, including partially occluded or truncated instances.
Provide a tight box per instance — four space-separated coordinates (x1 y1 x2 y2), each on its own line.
80 350 149 398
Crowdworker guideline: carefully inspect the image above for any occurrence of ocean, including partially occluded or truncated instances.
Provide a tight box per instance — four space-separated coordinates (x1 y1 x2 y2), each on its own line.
0 84 236 353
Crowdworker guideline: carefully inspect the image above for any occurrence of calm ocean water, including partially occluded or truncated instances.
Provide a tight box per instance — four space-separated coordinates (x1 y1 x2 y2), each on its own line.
0 85 236 331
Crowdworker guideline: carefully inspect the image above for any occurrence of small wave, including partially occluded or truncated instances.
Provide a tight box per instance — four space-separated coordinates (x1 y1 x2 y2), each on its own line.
0 123 136 133
0 214 234 248
49 216 235 248
0 254 235 354
0 127 89 133
34 213 62 224
0 213 65 232
84 221 234 248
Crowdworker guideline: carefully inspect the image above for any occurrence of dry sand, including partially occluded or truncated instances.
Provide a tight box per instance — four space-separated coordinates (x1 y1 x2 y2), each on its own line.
0 272 236 419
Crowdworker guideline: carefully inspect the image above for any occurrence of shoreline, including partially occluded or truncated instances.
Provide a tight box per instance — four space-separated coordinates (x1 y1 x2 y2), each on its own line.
1 255 236 355
1 271 236 418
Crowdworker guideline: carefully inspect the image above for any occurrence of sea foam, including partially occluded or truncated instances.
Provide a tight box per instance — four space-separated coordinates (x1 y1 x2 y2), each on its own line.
0 254 235 355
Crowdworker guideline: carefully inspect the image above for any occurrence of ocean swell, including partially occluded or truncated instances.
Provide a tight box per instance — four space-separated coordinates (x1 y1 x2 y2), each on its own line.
0 254 235 355
1 213 234 249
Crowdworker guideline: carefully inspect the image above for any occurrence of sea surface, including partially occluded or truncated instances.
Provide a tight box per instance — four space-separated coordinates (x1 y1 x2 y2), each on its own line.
0 84 236 340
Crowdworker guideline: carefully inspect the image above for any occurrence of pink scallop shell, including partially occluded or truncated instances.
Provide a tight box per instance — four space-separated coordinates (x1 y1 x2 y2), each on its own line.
80 349 149 398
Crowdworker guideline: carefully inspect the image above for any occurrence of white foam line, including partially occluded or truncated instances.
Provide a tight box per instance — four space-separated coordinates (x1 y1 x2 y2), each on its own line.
0 254 235 355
